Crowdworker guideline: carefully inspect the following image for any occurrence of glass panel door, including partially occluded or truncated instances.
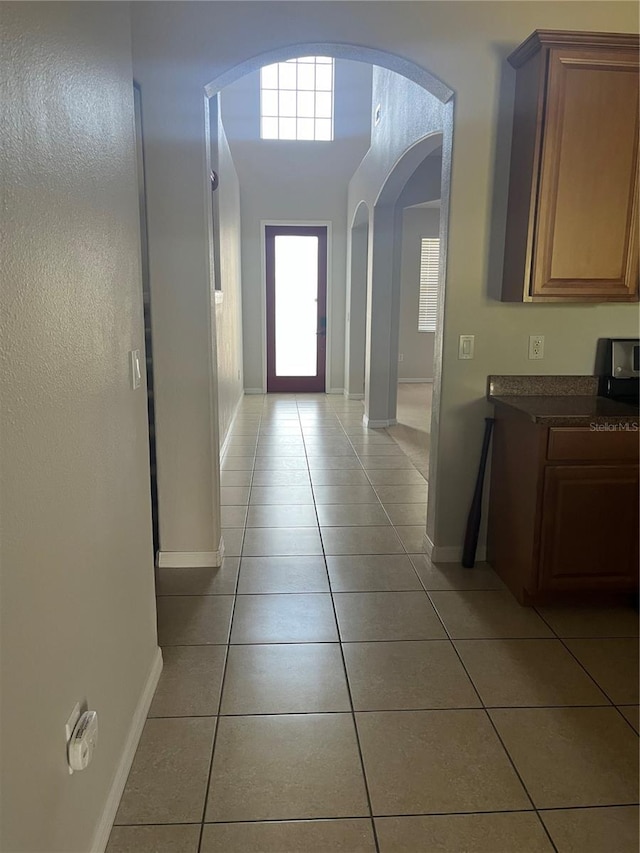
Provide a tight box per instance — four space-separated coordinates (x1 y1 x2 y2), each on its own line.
265 225 327 392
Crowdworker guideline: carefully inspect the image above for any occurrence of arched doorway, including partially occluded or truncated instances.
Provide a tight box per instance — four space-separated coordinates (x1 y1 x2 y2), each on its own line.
345 201 370 400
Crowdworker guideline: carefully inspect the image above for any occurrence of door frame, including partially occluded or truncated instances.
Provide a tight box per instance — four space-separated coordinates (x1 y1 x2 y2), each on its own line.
260 220 333 394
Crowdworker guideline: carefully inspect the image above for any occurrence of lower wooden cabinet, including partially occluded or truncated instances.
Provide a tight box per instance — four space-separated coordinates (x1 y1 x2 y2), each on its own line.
487 410 639 604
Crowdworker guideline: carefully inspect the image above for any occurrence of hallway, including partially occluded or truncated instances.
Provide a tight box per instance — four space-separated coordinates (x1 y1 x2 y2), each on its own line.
109 394 638 853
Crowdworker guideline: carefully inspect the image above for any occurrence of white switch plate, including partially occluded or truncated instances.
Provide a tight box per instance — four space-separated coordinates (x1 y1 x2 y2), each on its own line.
528 335 544 360
130 349 142 389
458 335 475 359
398 353 404 363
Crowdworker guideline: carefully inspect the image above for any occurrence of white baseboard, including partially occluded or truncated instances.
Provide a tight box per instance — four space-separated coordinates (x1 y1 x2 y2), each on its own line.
220 393 245 457
92 647 163 853
326 388 344 395
363 415 397 429
423 533 486 563
156 544 224 568
398 378 434 384
344 392 364 400
243 388 265 395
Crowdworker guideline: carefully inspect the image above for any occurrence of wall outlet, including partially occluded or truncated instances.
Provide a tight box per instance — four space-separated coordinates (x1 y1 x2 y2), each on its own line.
528 335 545 360
398 352 404 362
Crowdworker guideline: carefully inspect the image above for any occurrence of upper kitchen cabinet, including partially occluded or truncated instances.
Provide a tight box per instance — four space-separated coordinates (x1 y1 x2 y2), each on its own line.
501 30 639 302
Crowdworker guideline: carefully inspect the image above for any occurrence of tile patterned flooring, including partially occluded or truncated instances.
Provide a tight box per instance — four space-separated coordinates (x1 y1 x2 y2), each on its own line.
108 394 639 853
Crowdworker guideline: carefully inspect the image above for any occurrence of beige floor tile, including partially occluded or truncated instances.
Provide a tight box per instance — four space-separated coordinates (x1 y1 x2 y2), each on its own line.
221 505 248 528
115 718 215 825
231 593 338 643
310 469 371 485
307 457 363 470
201 820 376 853
149 646 226 717
394 525 425 552
536 605 639 638
249 485 314 504
317 504 391 527
220 486 250 505
344 640 480 710
490 707 640 808
321 526 404 555
355 444 405 456
256 446 307 457
221 643 349 713
157 595 234 645
238 556 329 593
455 639 610 707
540 805 639 853
206 715 369 821
356 710 530 815
221 457 255 471
221 528 243 557
366 469 427 485
619 705 640 733
313 484 380 504
360 456 415 469
409 555 505 590
106 824 201 853
220 470 252 487
373 484 428 503
254 457 308 470
383 503 427 525
327 555 422 591
334 592 446 641
564 639 639 704
156 559 239 596
429 591 554 639
251 470 310 486
242 526 322 556
246 504 318 528
375 813 553 853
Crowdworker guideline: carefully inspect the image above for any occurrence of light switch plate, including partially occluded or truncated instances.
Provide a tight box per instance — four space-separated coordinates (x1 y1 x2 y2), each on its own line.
458 335 475 359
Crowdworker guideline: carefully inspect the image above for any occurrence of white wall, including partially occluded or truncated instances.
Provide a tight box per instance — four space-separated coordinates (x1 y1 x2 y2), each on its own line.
1 5 159 851
220 60 372 392
212 103 244 441
130 0 638 556
399 207 439 380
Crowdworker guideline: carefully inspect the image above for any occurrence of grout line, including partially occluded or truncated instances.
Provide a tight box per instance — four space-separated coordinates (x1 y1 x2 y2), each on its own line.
301 404 381 853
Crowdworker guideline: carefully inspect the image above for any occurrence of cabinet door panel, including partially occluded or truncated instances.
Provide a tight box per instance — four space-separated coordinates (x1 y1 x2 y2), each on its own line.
532 48 639 300
539 464 639 591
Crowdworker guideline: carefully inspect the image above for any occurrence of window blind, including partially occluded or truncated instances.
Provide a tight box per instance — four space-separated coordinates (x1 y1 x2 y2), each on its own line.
418 237 439 332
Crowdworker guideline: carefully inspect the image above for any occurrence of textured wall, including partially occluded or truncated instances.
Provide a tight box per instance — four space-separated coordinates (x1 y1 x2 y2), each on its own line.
220 60 372 392
1 4 159 851
130 1 638 554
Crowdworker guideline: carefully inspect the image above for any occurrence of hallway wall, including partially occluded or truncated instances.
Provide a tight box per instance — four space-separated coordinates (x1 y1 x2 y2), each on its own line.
398 207 439 380
220 60 372 392
130 0 638 557
213 105 245 441
1 5 159 852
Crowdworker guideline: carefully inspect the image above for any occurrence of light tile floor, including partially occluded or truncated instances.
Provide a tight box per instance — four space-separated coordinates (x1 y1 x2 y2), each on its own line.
108 394 639 853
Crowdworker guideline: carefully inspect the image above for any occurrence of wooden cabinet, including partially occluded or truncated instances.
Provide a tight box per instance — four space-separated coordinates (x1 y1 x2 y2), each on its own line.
502 31 639 302
487 411 639 604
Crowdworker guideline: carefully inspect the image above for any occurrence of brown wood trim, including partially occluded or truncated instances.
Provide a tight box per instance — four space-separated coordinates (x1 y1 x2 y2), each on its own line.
509 30 640 69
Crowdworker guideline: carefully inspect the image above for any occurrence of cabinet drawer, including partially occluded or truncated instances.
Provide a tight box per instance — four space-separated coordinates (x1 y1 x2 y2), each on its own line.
547 427 639 461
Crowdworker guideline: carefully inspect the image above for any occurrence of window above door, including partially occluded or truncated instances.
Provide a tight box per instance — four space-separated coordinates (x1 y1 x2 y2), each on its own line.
260 57 334 141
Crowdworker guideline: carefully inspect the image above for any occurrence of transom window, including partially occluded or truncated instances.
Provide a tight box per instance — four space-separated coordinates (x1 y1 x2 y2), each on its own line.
418 237 440 333
260 57 334 141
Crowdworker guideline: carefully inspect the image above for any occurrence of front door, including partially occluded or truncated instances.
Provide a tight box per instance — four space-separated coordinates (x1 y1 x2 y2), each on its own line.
265 225 327 392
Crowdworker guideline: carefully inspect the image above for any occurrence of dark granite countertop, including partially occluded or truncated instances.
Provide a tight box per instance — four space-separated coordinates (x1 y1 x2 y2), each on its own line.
487 375 639 426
